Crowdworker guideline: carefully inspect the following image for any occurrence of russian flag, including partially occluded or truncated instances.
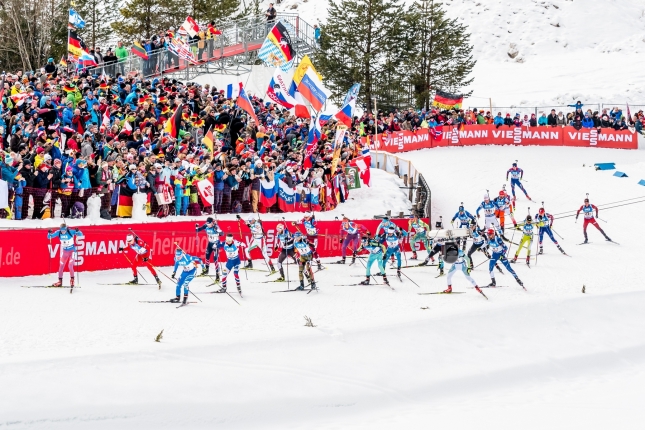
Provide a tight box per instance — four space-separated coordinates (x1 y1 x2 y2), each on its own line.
318 114 332 126
226 83 240 99
277 179 296 212
260 178 277 207
235 82 259 125
78 51 97 68
297 69 328 112
335 100 354 127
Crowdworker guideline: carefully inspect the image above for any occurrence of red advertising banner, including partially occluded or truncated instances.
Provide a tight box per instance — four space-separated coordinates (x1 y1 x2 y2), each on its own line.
0 218 426 278
362 125 638 152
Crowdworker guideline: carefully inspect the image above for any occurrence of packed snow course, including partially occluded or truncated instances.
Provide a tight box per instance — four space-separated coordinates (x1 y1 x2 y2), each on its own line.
2 145 645 429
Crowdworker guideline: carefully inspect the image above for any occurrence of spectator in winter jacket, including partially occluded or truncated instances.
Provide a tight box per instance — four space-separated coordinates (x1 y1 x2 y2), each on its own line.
493 113 504 128
529 114 538 127
503 114 513 127
62 101 74 127
582 114 595 129
547 109 558 126
613 118 628 131
572 116 583 130
556 112 567 126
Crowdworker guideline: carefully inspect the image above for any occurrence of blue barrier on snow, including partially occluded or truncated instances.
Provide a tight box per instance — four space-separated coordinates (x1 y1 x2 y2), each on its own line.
594 163 616 171
638 179 645 186
613 171 628 178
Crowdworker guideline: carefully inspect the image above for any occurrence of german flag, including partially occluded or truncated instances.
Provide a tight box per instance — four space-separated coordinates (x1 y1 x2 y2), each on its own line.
431 90 464 110
202 129 214 153
163 104 183 138
131 41 149 60
68 31 85 57
267 22 294 62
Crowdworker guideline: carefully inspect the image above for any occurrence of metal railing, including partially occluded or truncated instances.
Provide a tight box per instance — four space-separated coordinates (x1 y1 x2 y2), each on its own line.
467 103 645 117
86 13 316 80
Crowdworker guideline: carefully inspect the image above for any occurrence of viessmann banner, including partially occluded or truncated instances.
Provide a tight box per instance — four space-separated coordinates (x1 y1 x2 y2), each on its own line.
0 219 426 278
362 125 638 152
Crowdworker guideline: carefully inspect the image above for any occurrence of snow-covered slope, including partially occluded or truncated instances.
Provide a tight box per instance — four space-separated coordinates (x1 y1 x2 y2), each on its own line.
2 145 645 429
261 0 645 107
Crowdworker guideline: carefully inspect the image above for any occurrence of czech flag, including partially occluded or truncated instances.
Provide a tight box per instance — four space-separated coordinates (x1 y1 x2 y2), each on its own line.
277 178 296 212
335 100 354 127
260 178 277 207
297 69 328 112
235 83 259 125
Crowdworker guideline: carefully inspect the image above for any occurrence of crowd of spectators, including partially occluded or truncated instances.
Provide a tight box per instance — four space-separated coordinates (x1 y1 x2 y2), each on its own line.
367 102 645 135
0 60 367 221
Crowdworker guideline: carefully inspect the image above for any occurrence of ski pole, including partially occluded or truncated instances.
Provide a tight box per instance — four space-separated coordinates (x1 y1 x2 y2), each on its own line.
399 269 420 288
121 251 149 284
596 217 608 223
534 233 540 267
234 218 248 280
473 258 493 270
551 227 564 240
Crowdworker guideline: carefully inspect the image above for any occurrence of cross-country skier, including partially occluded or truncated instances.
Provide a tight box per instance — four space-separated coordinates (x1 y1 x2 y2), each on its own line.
408 214 431 260
274 223 297 281
293 232 317 291
238 215 276 272
466 223 490 269
506 162 531 200
495 190 517 232
47 223 84 287
421 237 445 275
356 232 389 286
451 205 475 249
486 229 523 288
195 217 223 280
376 216 399 236
214 233 245 296
476 193 501 233
293 212 322 270
576 198 611 243
444 249 483 295
170 248 202 305
384 227 406 278
119 234 161 286
535 208 566 254
512 215 534 266
338 216 362 264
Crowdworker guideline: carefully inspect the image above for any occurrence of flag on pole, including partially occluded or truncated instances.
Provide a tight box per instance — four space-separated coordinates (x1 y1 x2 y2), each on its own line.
202 129 214 152
131 41 149 60
235 83 259 125
181 16 200 37
303 115 321 169
68 31 84 57
432 90 464 110
59 56 67 68
257 21 295 71
68 9 86 29
342 83 361 106
297 69 329 112
335 100 355 127
78 51 98 68
163 105 183 138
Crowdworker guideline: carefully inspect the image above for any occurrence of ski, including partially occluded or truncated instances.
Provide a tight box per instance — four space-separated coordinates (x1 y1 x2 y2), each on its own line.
98 283 156 286
307 287 318 294
240 267 269 272
399 263 438 268
418 292 466 295
176 303 190 308
21 285 78 289
577 242 591 245
435 273 445 278
333 283 387 286
606 240 620 245
397 274 403 283
469 285 508 289
140 300 197 303
272 288 313 293
264 271 279 277
260 279 287 283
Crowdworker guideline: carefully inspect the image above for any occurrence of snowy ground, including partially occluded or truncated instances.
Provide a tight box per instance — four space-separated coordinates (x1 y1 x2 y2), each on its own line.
2 145 645 429
256 0 645 108
0 169 411 229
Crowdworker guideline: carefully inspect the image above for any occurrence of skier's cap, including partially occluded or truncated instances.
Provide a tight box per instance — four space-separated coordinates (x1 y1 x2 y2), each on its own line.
387 227 396 233
459 206 464 211
584 198 589 202
206 217 214 223
126 234 134 241
484 194 489 199
487 228 495 235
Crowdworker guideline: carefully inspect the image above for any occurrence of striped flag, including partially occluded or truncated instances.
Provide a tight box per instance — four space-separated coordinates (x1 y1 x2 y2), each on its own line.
131 41 149 60
226 83 240 99
235 83 259 125
257 21 295 71
297 69 329 112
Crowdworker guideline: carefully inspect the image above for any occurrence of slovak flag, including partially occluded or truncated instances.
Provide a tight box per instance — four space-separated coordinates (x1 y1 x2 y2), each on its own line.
181 16 200 37
335 100 354 127
297 69 329 112
236 82 260 125
260 178 277 207
277 178 296 212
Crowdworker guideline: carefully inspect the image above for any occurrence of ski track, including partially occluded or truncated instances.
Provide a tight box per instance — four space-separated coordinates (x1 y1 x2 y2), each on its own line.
2 145 645 428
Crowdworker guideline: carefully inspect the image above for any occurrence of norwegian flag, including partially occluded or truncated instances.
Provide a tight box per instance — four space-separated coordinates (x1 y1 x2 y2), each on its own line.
431 124 443 141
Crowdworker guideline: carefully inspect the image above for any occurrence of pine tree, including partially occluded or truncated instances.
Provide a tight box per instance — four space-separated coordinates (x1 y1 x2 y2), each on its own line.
406 0 475 109
183 0 240 23
314 0 413 112
111 0 177 41
74 0 122 49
